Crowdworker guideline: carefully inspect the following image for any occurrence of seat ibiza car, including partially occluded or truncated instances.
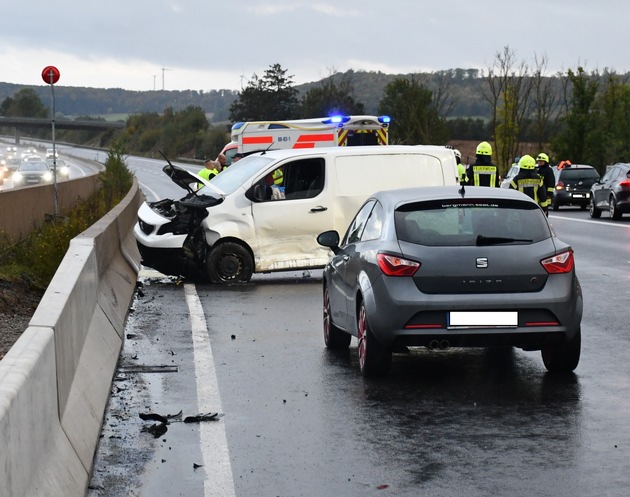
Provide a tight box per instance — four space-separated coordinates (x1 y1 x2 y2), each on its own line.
317 186 583 376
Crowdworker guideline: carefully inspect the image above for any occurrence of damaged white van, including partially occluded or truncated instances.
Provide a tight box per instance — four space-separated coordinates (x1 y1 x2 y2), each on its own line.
134 145 459 283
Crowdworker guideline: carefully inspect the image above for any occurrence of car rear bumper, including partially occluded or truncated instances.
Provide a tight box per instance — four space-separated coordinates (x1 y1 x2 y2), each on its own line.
362 273 583 350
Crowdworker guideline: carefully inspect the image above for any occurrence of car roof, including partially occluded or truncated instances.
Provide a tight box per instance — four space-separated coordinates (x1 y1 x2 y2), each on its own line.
552 164 594 170
370 185 539 209
244 145 457 162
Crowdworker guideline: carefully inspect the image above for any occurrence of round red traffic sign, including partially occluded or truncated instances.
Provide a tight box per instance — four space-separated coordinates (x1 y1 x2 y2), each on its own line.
41 66 60 85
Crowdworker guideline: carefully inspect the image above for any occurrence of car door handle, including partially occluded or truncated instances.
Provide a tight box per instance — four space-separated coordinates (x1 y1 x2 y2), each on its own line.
310 206 328 212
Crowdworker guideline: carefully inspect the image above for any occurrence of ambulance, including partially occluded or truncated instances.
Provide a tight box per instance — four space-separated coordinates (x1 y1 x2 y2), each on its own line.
220 115 390 165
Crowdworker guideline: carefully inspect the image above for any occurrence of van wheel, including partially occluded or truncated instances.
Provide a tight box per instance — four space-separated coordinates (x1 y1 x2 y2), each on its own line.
323 286 351 349
206 242 253 283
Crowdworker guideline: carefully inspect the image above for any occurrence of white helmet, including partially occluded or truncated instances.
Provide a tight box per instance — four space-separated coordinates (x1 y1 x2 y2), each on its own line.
453 149 462 160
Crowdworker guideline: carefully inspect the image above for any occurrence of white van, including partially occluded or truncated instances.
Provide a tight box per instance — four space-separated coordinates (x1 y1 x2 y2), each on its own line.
134 145 459 283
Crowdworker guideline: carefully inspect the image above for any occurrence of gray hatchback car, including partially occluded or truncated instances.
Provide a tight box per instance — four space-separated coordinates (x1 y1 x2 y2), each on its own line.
317 186 583 377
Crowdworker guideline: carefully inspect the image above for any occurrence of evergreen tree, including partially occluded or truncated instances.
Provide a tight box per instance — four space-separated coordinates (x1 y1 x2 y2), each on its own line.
229 64 299 121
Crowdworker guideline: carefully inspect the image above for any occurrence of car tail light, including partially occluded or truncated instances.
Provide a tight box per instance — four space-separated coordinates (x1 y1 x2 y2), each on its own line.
555 181 565 191
377 253 420 277
541 249 574 274
619 179 630 188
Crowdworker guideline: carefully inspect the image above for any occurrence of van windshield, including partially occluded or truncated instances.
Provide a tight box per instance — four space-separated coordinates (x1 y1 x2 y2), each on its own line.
201 155 274 195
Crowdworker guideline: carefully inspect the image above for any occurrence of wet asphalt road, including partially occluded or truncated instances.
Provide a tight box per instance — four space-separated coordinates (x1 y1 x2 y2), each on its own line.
88 209 630 497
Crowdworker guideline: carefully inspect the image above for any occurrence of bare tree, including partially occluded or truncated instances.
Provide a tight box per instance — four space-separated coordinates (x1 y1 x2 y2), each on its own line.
480 46 534 172
531 54 559 151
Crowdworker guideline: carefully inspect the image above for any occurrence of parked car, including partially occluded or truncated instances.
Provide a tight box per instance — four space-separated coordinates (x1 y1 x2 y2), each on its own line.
134 145 459 283
12 161 53 187
500 164 519 189
589 162 630 219
551 164 600 210
317 186 583 376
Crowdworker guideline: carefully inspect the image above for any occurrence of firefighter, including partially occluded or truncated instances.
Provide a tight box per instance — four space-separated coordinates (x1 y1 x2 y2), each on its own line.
535 152 555 215
509 155 547 206
466 141 498 187
454 149 468 184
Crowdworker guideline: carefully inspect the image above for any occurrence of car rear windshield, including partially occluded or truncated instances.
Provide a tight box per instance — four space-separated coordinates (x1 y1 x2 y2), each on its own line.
395 198 551 246
560 168 599 181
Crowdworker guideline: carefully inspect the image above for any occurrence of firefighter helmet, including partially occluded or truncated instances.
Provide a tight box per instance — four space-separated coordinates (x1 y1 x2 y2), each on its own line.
453 149 462 160
476 141 492 156
536 152 550 163
519 154 536 170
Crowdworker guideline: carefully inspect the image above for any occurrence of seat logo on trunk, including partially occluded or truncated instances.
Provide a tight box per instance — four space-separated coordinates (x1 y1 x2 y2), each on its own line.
476 257 488 268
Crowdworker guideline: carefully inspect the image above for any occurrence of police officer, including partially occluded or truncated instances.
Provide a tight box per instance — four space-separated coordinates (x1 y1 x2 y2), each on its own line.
509 154 547 206
466 141 498 187
535 152 555 215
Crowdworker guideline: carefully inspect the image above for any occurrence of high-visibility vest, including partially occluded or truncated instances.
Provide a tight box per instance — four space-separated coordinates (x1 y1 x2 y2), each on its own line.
457 163 468 184
471 165 498 187
272 169 283 185
510 174 545 204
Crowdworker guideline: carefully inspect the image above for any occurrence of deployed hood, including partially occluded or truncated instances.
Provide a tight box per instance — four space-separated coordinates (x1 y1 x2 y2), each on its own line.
163 163 224 197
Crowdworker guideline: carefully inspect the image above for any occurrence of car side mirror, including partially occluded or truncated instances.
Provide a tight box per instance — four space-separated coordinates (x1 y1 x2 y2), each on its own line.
317 230 341 255
246 184 265 202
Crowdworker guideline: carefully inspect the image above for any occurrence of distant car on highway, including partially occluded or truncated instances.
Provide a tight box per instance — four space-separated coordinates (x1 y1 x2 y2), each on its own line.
12 161 53 187
317 186 583 376
46 157 70 179
589 162 630 219
551 164 600 210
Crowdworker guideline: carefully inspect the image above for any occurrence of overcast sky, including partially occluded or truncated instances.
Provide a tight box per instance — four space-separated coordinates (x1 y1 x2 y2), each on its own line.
2 0 629 92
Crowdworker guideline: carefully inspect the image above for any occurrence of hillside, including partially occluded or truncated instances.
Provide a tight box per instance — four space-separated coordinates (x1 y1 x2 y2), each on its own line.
1 69 492 123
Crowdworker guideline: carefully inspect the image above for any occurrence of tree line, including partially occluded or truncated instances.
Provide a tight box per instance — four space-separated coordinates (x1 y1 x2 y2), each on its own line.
3 49 630 175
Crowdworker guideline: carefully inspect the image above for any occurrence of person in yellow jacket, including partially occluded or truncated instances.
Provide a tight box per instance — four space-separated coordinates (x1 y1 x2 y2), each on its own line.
466 141 498 187
535 153 555 215
197 158 222 189
454 149 468 184
509 155 547 206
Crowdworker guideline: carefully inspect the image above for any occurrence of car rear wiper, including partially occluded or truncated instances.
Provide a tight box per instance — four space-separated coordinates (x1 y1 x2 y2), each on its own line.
476 235 532 245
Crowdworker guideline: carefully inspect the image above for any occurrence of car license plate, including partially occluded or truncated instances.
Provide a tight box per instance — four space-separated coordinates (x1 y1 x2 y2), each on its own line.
448 311 517 328
572 193 585 198
26 178 38 183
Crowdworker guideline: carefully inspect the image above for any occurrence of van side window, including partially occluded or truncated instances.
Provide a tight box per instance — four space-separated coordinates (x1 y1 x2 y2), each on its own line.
251 158 325 202
283 158 325 200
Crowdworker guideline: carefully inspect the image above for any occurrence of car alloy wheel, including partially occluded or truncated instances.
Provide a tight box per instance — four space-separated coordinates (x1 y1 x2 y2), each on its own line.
323 286 350 349
589 198 601 218
357 301 391 377
610 196 622 220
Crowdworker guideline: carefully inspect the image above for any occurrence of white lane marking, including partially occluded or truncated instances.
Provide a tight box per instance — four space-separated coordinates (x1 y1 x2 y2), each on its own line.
139 181 161 202
184 283 236 497
549 214 630 229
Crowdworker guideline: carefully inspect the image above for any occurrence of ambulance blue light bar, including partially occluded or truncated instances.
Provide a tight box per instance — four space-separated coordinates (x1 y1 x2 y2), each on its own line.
378 115 391 124
232 122 245 130
323 115 351 125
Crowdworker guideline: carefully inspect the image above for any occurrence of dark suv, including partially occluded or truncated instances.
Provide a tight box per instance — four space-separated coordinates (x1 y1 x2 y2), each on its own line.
590 163 630 219
551 164 600 210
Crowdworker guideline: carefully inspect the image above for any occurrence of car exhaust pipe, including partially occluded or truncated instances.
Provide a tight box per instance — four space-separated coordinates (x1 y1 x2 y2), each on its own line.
428 339 440 350
439 340 450 350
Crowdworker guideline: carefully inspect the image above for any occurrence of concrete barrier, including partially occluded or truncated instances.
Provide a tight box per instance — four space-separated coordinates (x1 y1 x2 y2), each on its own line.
0 178 143 497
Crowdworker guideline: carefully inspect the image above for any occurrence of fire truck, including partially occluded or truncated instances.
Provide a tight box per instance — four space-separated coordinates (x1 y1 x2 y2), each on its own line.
220 115 391 165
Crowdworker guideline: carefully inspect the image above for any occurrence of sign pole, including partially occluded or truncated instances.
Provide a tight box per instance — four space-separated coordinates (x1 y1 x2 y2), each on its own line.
41 66 60 218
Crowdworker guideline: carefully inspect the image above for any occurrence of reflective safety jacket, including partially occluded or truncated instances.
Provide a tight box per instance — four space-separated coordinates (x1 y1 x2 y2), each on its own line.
509 170 547 205
467 163 498 187
536 164 555 208
272 168 284 185
457 163 468 184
